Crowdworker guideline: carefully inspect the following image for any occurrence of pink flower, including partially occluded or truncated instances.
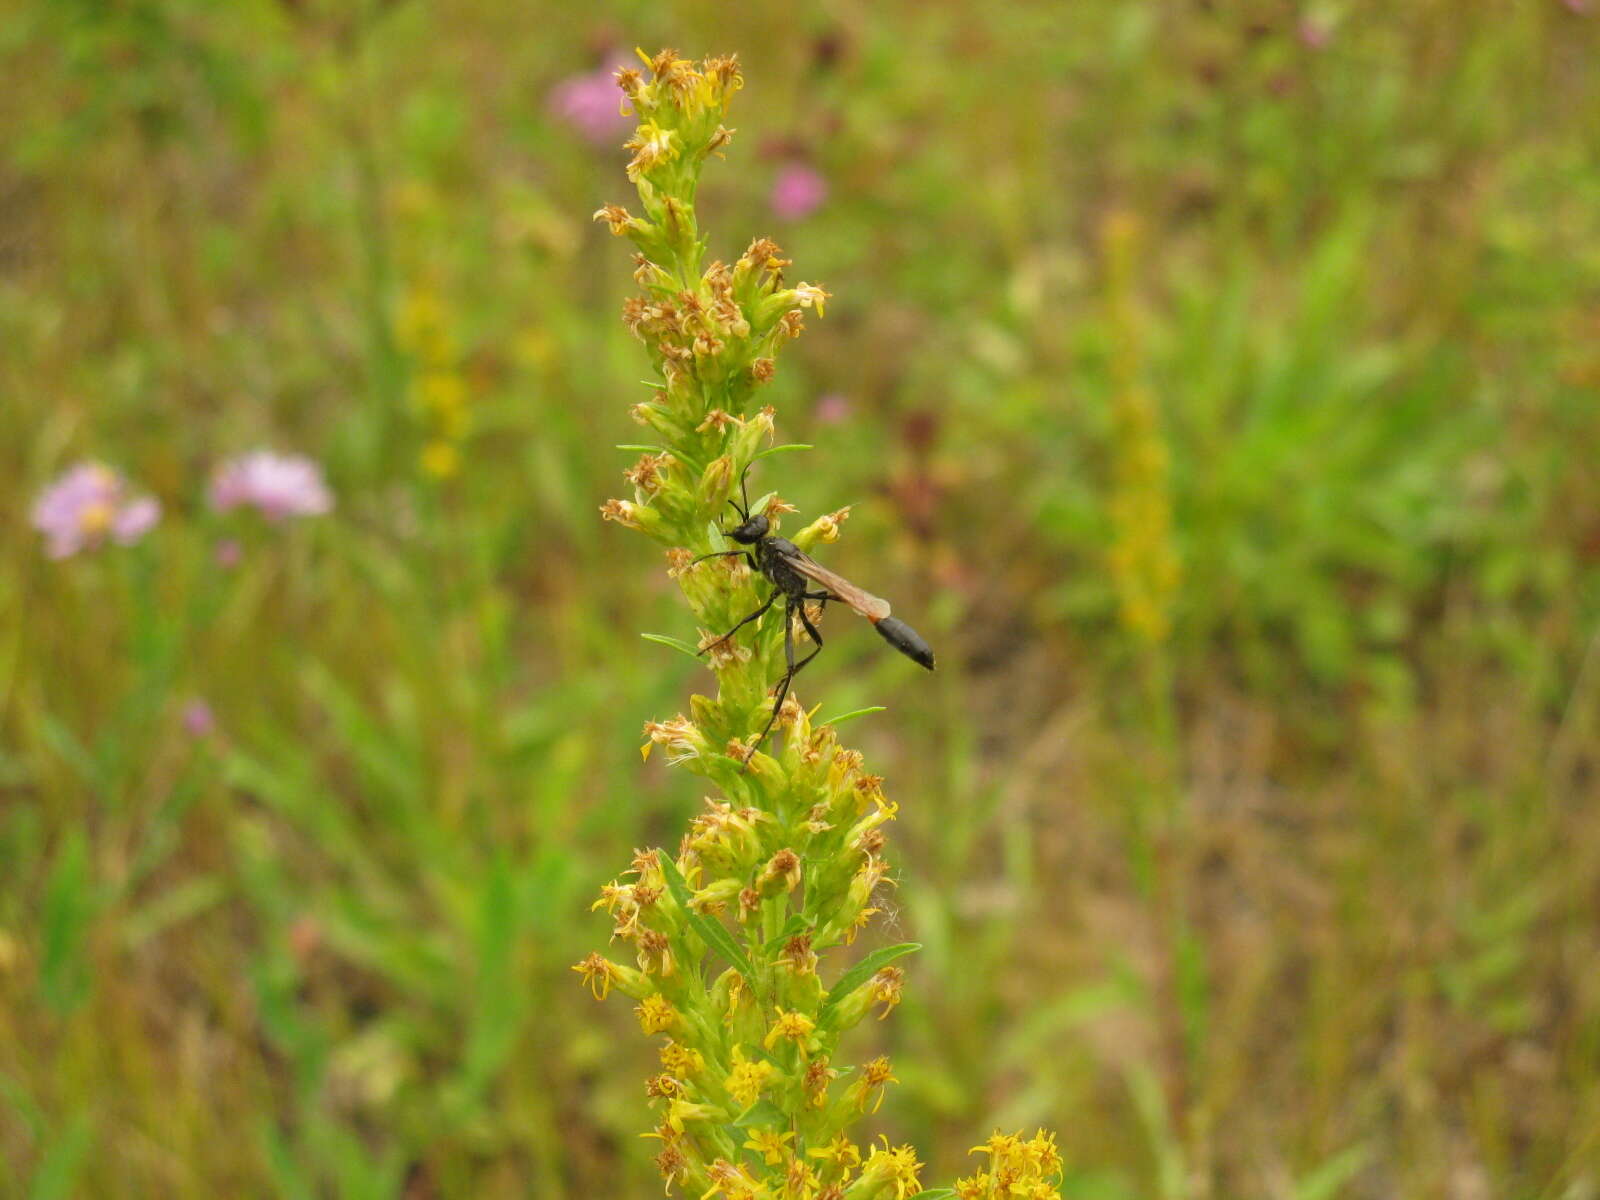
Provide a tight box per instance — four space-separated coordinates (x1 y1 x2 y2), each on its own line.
814 392 852 425
770 163 828 221
210 451 333 521
1297 16 1332 48
214 538 242 569
548 57 634 144
182 699 217 739
31 462 161 559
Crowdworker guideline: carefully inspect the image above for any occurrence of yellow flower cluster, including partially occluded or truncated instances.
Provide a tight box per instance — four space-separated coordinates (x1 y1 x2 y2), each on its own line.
954 1131 1065 1199
396 285 472 479
724 1047 773 1108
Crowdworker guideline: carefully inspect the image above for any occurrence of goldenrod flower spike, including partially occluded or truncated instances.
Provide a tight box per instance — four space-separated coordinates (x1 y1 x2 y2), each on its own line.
577 48 1067 1199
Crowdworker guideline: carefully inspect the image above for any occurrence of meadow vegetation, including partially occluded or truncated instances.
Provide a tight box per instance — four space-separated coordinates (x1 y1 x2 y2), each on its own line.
3 2 1599 1197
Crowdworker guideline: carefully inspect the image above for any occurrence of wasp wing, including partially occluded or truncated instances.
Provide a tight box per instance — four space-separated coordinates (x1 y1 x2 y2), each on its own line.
775 545 892 622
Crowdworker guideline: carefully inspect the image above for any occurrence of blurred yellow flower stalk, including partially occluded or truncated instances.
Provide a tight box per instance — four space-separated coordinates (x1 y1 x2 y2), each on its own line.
1102 212 1180 648
397 285 472 479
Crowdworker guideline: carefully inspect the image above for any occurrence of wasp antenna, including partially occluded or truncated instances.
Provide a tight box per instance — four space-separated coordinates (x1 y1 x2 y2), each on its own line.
738 460 754 519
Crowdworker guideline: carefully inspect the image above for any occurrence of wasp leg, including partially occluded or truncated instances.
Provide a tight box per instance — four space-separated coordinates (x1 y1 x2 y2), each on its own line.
690 548 749 567
743 597 800 769
700 589 778 656
790 594 828 675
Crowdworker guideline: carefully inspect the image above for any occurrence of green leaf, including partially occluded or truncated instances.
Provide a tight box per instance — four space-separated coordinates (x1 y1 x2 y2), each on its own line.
1293 1142 1372 1200
615 443 670 454
917 1191 957 1200
817 706 886 728
732 1099 788 1129
460 856 524 1099
1128 1063 1185 1198
658 855 758 988
36 716 103 791
29 1111 93 1200
302 663 420 805
41 830 98 1016
0 1073 42 1143
818 942 920 1020
641 632 704 661
753 443 813 461
121 875 227 948
259 1121 317 1200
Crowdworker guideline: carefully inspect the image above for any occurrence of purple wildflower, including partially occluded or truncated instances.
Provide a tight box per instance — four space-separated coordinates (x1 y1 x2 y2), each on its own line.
548 57 634 145
214 538 243 569
210 451 333 521
770 162 828 221
31 462 161 559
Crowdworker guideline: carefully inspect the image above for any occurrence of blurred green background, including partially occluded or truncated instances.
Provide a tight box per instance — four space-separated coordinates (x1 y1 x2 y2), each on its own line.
4 1 1600 1196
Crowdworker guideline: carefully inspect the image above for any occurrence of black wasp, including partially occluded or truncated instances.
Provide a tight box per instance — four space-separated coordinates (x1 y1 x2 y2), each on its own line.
694 468 935 766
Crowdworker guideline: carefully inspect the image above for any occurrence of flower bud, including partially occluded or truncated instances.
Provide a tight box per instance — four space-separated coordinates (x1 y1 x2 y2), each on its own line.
685 798 769 874
614 65 649 111
823 966 906 1037
593 203 652 240
630 398 694 442
572 952 651 1001
688 874 742 914
601 498 671 540
699 454 734 510
624 121 679 182
844 797 898 852
845 854 891 913
623 451 673 500
755 848 801 898
641 714 710 764
791 507 850 553
728 405 776 463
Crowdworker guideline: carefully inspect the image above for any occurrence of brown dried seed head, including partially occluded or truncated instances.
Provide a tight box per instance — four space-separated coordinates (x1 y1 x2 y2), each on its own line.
594 203 633 235
600 498 640 527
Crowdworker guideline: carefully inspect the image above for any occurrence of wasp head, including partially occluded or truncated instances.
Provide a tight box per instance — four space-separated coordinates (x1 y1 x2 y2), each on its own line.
727 513 769 544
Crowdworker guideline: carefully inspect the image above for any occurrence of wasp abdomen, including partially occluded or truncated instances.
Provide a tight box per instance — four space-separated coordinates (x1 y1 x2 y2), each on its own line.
874 616 935 670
